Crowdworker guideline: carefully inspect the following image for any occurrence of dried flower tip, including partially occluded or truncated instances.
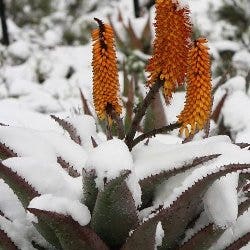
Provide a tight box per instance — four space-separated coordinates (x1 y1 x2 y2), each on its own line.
178 37 212 137
92 18 122 121
146 0 192 102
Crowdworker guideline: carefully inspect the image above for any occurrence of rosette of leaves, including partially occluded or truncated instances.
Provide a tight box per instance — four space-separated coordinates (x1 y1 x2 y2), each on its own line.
0 118 250 249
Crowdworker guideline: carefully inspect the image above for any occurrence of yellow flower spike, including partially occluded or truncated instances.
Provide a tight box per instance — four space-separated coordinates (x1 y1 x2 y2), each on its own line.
92 18 122 121
178 38 212 137
146 0 192 102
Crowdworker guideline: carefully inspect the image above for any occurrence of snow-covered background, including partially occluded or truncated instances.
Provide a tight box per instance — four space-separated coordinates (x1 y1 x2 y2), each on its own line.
0 0 250 249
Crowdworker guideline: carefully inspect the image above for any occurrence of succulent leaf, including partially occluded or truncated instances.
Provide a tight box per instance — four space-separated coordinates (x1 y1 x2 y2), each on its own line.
0 162 39 208
121 223 158 250
0 228 18 250
28 208 109 250
82 169 98 214
127 164 250 249
180 198 250 249
32 218 62 250
225 232 250 250
50 115 81 145
57 156 80 177
139 155 220 209
91 171 139 248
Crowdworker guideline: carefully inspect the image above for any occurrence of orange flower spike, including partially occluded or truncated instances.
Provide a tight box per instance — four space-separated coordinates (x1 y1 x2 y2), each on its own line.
178 38 212 137
92 18 122 120
146 0 192 102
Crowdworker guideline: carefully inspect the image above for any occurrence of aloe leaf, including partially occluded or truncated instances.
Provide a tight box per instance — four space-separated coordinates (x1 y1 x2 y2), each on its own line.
225 232 250 250
0 162 60 248
121 222 158 250
180 198 250 250
82 169 98 214
91 171 139 248
28 208 109 250
126 164 250 249
139 155 220 209
0 162 38 208
50 115 81 145
0 228 18 250
0 142 17 160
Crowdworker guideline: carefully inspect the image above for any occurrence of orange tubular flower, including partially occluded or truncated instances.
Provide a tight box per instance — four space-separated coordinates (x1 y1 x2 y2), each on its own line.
178 38 212 137
146 0 192 102
92 18 122 120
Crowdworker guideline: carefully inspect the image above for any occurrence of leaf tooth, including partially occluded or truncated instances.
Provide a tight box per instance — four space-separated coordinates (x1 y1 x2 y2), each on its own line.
0 142 18 159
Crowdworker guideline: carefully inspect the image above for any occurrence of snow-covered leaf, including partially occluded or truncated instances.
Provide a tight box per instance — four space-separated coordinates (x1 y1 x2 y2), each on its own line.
0 228 18 250
127 164 250 249
50 115 81 145
28 208 108 250
0 162 39 208
139 155 219 209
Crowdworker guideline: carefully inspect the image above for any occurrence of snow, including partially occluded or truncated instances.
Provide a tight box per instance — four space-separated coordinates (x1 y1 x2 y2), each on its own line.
210 209 250 250
222 76 246 94
154 221 164 249
0 216 35 250
204 173 239 228
0 126 87 173
29 194 91 226
222 91 250 135
86 139 133 190
68 115 100 152
0 179 26 222
3 157 82 200
8 40 31 60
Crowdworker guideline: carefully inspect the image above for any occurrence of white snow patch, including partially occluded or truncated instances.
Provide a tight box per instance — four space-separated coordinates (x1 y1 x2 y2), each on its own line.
0 180 26 222
155 221 164 249
68 115 100 152
204 173 239 228
126 171 142 208
3 157 82 200
29 194 91 226
210 209 250 250
0 217 35 250
222 76 246 94
8 40 31 60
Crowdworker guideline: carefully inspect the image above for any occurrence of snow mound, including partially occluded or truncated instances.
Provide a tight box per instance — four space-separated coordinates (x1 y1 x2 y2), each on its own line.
29 194 91 227
86 139 133 190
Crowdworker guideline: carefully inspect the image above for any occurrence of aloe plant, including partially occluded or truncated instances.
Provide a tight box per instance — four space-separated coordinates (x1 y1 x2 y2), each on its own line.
0 118 250 249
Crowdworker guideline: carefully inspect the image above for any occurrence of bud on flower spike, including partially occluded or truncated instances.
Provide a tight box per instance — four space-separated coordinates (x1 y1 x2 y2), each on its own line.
178 38 212 137
146 0 192 102
92 18 122 121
